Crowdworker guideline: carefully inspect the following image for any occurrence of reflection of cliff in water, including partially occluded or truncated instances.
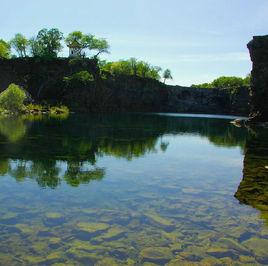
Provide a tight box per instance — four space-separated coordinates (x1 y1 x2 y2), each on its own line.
0 113 249 188
235 127 268 224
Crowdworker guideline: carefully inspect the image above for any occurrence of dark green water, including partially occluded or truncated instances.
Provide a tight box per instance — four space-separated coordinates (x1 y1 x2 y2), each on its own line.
0 113 267 265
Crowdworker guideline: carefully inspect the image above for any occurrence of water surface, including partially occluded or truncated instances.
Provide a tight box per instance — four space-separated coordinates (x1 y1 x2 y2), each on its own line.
0 113 267 265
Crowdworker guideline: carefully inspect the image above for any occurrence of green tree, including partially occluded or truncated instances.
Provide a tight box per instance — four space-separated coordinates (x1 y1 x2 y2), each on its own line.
30 28 64 58
65 31 93 56
211 76 245 89
0 84 26 113
90 37 110 57
10 33 29 57
163 69 173 83
65 31 110 58
0 39 11 59
101 59 162 80
129 57 138 76
191 75 251 89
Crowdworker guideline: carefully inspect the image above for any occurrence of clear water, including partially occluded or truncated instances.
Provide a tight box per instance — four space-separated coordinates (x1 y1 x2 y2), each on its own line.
0 113 267 265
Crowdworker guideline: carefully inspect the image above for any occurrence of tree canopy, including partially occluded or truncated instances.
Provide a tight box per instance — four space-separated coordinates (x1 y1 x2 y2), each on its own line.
10 33 29 57
101 58 162 80
163 69 173 83
0 84 26 113
0 39 11 59
29 28 64 58
65 31 110 57
191 75 251 90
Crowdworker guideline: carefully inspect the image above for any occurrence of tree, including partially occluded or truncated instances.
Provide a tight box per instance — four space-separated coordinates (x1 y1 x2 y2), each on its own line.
30 28 64 58
90 37 110 57
0 83 26 113
163 69 173 84
10 33 29 57
0 39 11 59
101 59 162 80
191 75 251 89
65 31 110 58
212 76 245 89
129 57 138 76
65 31 93 56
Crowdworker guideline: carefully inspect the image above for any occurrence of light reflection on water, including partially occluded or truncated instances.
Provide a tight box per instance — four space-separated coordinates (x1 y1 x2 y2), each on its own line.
0 113 267 265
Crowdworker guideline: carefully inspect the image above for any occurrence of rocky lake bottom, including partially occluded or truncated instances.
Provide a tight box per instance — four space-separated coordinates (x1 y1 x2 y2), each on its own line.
0 113 267 265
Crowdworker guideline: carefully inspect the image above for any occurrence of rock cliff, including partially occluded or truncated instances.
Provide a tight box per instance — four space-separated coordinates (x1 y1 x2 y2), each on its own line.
247 35 268 122
0 58 249 115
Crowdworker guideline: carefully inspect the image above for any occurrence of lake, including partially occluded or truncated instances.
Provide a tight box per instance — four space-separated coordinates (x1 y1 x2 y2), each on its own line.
0 113 267 265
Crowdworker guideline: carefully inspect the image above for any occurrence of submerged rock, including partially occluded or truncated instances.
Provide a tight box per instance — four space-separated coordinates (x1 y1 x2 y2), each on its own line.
206 247 239 260
140 247 173 264
243 237 268 258
94 227 126 241
75 222 110 239
44 212 65 226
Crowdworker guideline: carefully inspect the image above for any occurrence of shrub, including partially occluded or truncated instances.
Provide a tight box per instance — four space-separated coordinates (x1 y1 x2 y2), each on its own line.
0 84 26 113
63 71 94 85
26 103 44 113
49 105 69 114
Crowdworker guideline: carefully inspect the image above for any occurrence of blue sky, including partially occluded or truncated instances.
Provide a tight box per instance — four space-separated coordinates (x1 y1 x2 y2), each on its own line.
1 0 267 85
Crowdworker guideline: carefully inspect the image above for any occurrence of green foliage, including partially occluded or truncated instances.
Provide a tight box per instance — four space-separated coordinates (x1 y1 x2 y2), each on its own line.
0 39 11 59
0 84 26 113
101 58 162 80
64 71 94 85
26 104 44 113
90 37 110 57
29 28 63 58
163 69 173 83
65 31 92 57
191 75 251 90
65 31 110 58
10 33 29 57
49 105 69 115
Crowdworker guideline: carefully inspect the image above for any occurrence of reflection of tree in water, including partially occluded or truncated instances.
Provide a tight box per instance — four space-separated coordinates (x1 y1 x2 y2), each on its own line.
6 159 105 189
0 113 250 188
235 127 268 224
0 159 9 175
64 161 105 187
0 116 28 143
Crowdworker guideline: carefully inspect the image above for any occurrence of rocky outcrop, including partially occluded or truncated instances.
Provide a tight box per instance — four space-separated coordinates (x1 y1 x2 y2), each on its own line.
0 58 250 115
247 35 268 122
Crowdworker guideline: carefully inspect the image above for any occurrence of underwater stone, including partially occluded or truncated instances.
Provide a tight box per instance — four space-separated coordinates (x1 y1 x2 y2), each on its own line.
94 227 126 241
14 223 33 234
25 255 46 264
243 237 268 257
0 212 18 225
95 257 120 266
44 212 65 226
140 247 173 264
76 222 109 233
144 212 173 227
206 247 239 260
31 241 48 253
218 237 250 254
45 212 62 219
75 222 110 239
45 251 64 264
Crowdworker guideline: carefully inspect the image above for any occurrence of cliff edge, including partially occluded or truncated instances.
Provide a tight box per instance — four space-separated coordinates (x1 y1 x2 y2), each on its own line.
247 35 268 122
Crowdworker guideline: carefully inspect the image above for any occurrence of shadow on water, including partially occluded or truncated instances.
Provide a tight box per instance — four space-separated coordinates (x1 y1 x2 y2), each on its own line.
235 126 268 224
0 113 249 189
